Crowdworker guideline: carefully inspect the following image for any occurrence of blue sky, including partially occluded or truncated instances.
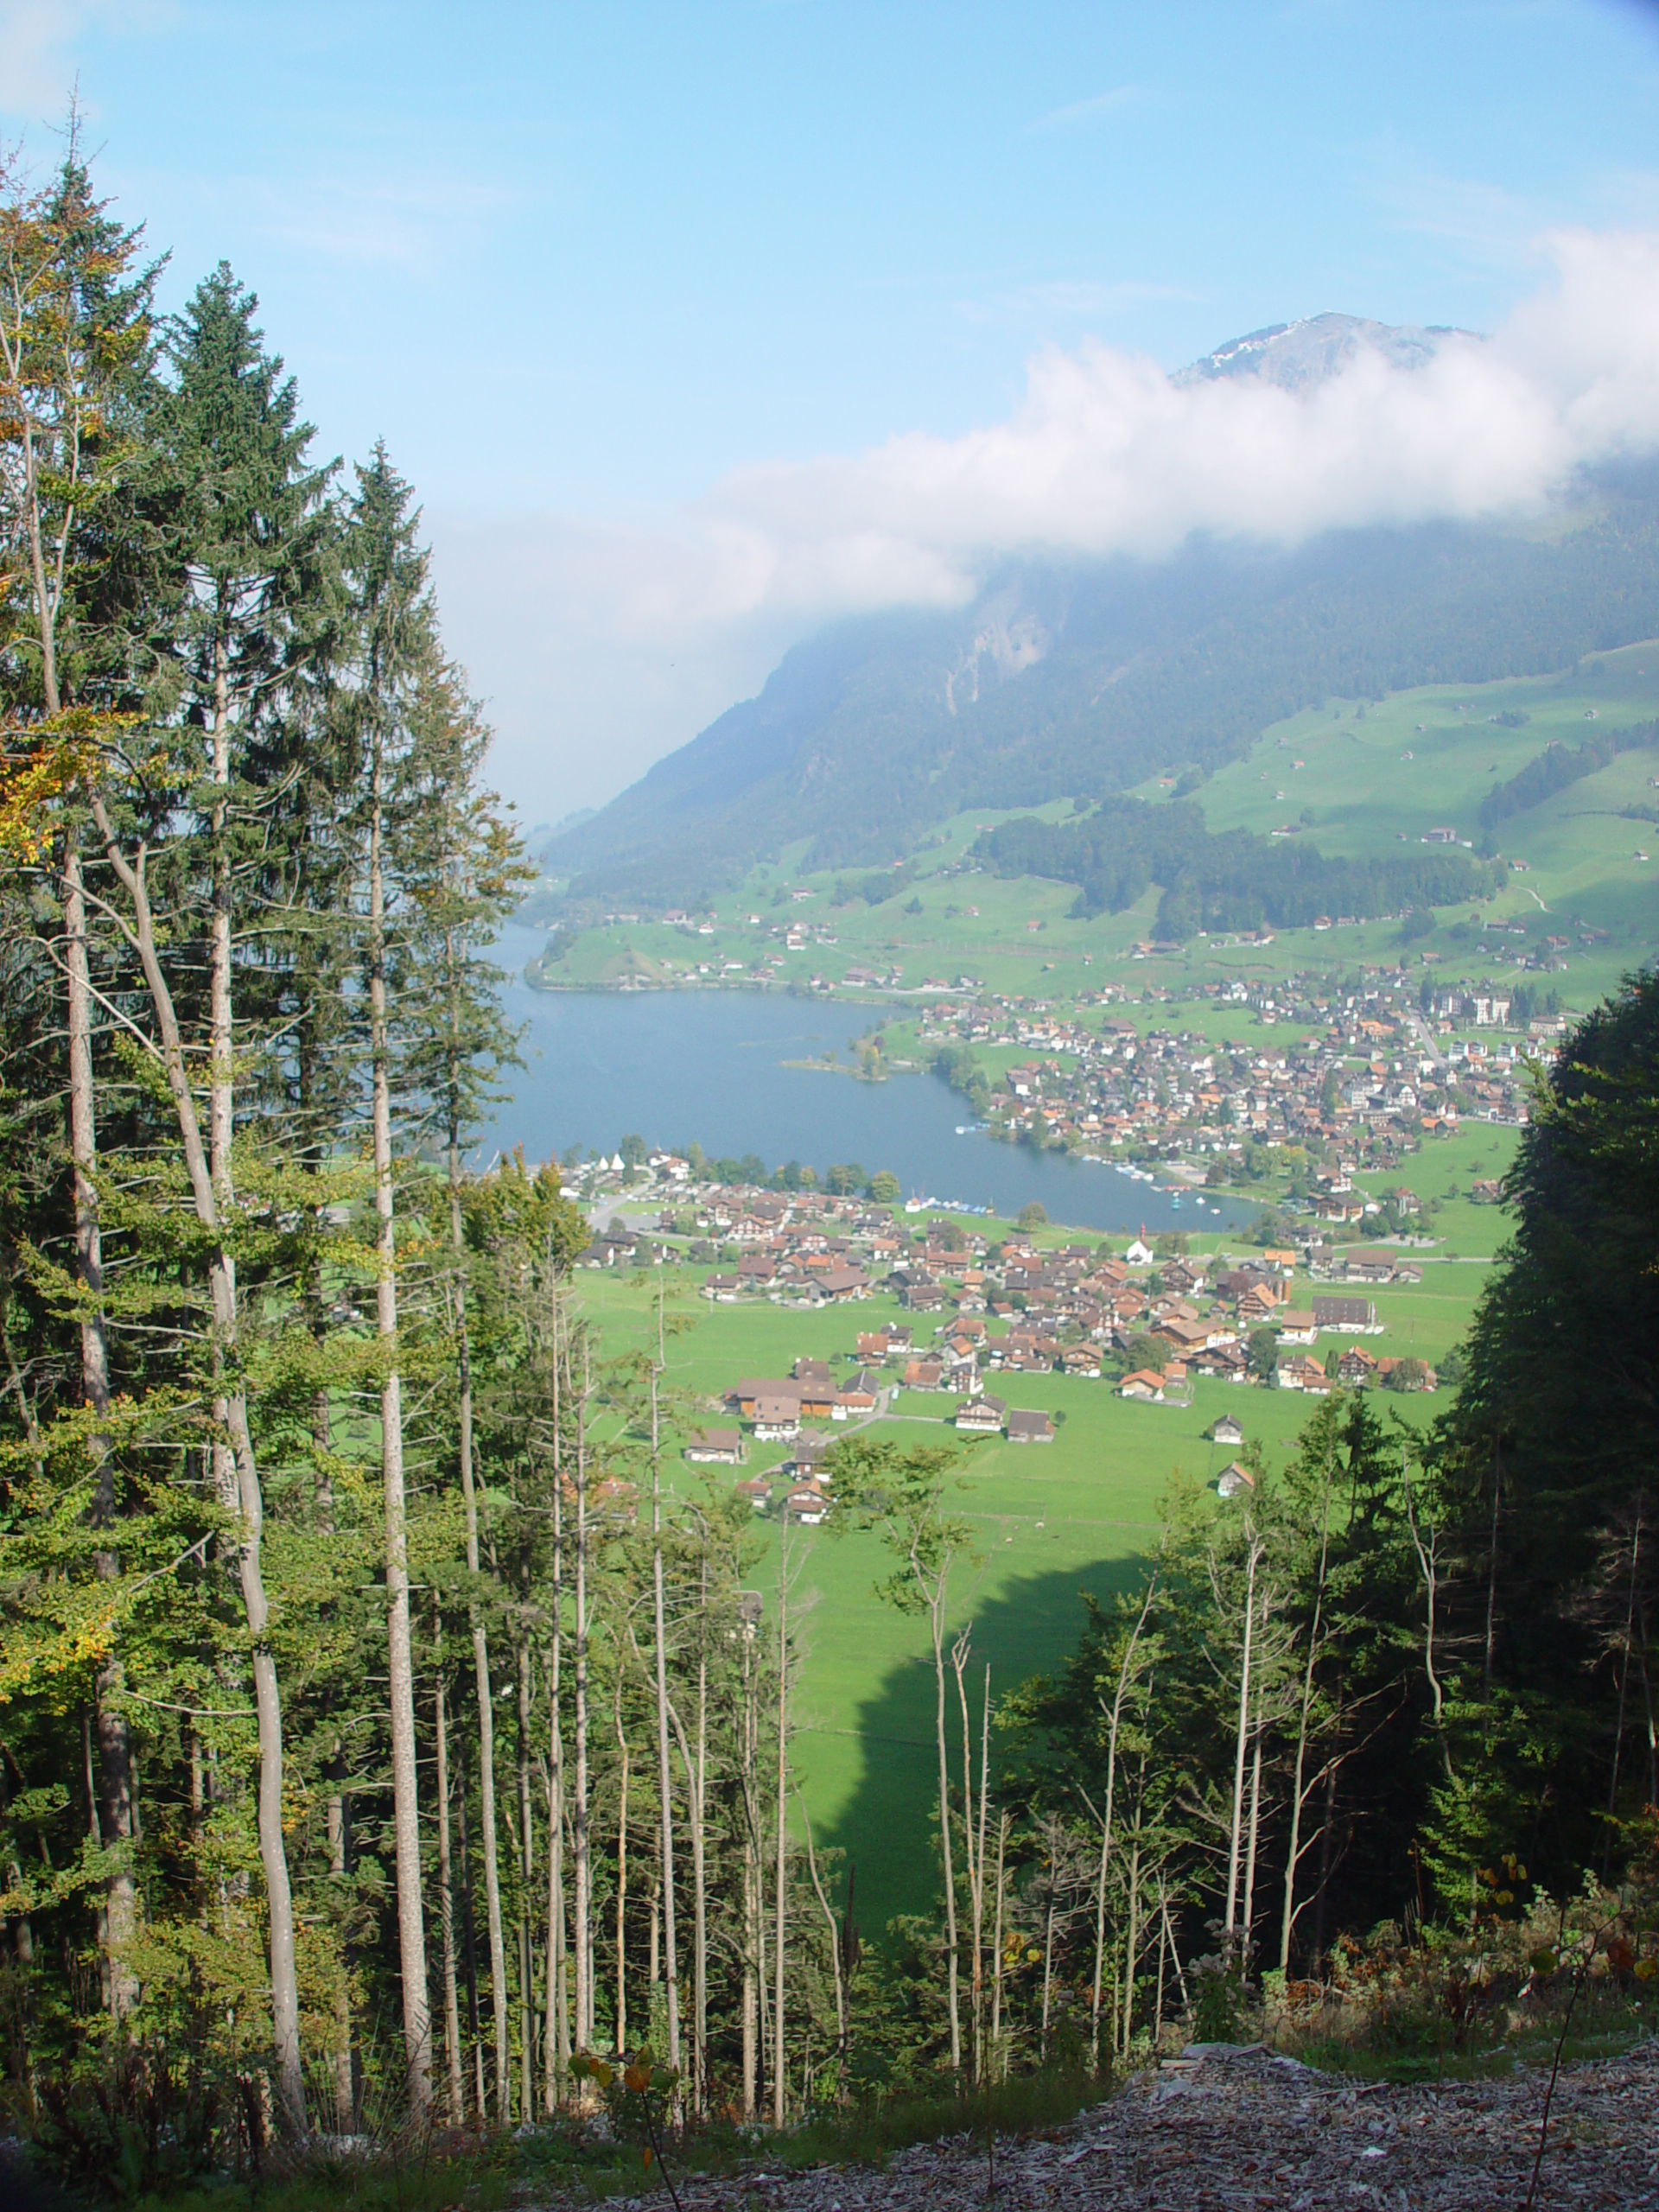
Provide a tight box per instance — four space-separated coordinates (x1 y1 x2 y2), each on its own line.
9 1 1659 815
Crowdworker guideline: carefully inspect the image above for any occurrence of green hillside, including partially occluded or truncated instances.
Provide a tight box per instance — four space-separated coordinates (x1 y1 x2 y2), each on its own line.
537 467 1659 913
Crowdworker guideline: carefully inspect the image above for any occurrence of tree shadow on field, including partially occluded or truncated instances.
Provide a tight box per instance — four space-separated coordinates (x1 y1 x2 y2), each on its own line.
802 1553 1149 1937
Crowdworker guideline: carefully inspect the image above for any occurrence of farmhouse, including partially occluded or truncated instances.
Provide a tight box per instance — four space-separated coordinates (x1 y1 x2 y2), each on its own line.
683 1427 745 1465
752 1395 802 1441
955 1394 1007 1436
1007 1408 1055 1445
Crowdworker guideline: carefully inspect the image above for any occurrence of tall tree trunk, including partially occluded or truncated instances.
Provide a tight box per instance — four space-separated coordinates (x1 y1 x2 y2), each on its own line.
89 797 304 2133
573 1360 593 2052
1087 1576 1154 2069
773 1510 790 2128
613 1674 629 2058
741 1633 759 2122
649 1345 682 2075
926 1571 962 2073
434 1624 465 2123
456 1747 486 2118
1280 1476 1332 1975
370 735 430 2114
990 1810 1008 2076
692 1567 709 2113
454 1186 508 2119
516 1630 537 2110
1224 1534 1262 1949
63 830 136 2022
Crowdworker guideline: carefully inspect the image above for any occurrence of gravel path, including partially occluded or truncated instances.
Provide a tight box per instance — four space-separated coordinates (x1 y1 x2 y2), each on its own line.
543 2039 1659 2212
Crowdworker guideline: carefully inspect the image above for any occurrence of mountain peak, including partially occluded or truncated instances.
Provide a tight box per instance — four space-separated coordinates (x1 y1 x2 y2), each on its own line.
1173 311 1477 394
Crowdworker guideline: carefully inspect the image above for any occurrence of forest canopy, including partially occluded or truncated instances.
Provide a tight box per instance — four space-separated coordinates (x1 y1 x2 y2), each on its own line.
973 798 1498 939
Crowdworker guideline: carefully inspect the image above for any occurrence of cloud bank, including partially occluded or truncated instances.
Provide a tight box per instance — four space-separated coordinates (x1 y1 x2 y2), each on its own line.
441 226 1659 816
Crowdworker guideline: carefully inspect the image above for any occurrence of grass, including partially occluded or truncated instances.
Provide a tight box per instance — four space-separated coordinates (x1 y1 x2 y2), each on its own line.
101 2066 1108 2212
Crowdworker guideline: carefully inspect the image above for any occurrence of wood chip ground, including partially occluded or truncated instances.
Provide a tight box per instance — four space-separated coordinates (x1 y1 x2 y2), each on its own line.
543 2039 1659 2211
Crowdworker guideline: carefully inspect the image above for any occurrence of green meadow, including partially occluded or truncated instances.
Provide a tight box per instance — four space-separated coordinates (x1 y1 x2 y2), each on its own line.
574 1231 1477 1931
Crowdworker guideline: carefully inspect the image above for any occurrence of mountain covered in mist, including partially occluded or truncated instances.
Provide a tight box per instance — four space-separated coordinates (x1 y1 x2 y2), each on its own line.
542 319 1659 912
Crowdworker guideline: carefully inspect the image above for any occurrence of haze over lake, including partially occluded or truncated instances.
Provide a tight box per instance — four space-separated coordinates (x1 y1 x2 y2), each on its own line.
487 928 1243 1233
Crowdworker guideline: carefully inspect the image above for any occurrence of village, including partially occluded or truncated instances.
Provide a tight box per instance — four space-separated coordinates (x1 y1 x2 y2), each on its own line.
904 964 1561 1206
577 1169 1445 1527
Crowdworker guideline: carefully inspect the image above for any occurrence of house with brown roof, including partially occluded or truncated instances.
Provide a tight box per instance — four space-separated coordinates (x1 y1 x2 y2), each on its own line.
1118 1369 1167 1402
683 1428 745 1465
955 1394 1007 1436
752 1395 802 1440
1007 1408 1055 1444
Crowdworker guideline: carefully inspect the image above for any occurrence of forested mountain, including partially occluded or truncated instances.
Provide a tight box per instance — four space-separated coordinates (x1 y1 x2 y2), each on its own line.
549 466 1659 912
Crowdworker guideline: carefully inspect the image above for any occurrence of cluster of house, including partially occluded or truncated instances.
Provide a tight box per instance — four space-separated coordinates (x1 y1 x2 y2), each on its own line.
669 1210 1438 1525
915 972 1548 1183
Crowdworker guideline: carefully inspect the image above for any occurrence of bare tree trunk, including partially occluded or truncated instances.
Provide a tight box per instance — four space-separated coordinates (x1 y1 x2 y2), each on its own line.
573 1366 592 2054
649 1341 682 2075
798 1794 847 2094
1120 1814 1142 2062
692 1567 709 2113
926 1571 962 2073
741 1634 759 2122
369 738 430 2114
435 1625 465 2122
63 831 137 2024
449 1152 509 2116
990 1810 1009 2075
773 1507 791 2128
89 797 304 2133
1279 1454 1333 1975
517 1631 537 2108
543 1651 569 2109
950 1637 981 2081
1224 1533 1262 1948
1241 1642 1267 1958
456 1754 486 2117
613 1675 629 2057
1087 1577 1155 2068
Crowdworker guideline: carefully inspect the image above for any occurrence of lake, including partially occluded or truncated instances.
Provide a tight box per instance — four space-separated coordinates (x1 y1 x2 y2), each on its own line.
486 926 1247 1235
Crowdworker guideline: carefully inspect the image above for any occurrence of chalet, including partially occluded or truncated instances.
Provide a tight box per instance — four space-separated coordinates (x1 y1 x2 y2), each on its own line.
1274 1310 1318 1346
792 1357 835 1386
683 1428 745 1465
902 1359 946 1392
955 1395 1007 1436
835 1382 877 1418
1061 1345 1103 1377
1118 1369 1167 1402
1236 1284 1281 1325
804 1264 870 1303
726 1379 800 1418
1217 1461 1255 1500
1312 1297 1380 1334
1007 1408 1055 1445
1209 1414 1245 1446
733 1479 773 1512
751 1395 802 1441
1277 1356 1333 1395
1190 1344 1249 1381
784 1484 830 1524
1336 1346 1379 1385
700 1274 744 1301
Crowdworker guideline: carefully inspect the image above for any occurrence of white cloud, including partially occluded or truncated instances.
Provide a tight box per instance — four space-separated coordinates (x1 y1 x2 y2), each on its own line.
448 226 1659 814
0 1 174 124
